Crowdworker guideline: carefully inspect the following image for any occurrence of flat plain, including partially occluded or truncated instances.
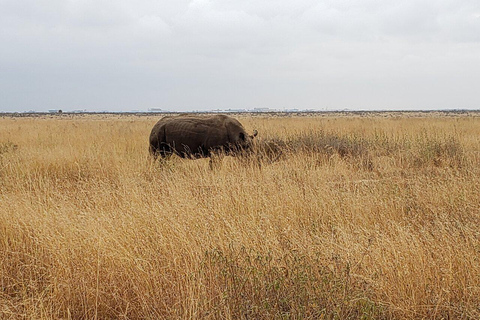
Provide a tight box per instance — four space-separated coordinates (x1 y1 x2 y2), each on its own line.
1 112 479 319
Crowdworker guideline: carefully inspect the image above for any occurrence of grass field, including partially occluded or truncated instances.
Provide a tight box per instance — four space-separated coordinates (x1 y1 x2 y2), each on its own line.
1 113 480 319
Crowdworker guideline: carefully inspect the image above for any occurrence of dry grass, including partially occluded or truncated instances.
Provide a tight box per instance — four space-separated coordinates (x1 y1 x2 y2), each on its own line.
1 114 480 319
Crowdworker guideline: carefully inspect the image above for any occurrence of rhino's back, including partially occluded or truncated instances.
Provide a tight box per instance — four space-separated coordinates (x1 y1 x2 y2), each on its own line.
167 116 228 150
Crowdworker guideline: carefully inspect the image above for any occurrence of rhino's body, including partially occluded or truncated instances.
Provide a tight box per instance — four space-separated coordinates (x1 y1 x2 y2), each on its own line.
149 115 256 163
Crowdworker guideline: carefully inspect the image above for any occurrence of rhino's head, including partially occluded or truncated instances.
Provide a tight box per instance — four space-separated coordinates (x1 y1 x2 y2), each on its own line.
234 129 258 155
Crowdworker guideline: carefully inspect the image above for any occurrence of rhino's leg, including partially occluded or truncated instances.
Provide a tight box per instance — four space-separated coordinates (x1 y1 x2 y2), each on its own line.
149 145 160 161
208 152 224 170
150 144 173 164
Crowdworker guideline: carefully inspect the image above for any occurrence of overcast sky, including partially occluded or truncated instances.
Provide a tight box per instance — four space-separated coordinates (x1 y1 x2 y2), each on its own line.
1 0 479 112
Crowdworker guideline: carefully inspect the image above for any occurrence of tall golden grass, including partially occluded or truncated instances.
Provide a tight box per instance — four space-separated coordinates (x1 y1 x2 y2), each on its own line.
1 114 479 319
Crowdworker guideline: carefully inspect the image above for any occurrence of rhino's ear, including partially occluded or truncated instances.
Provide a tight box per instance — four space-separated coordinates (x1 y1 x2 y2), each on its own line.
253 130 258 137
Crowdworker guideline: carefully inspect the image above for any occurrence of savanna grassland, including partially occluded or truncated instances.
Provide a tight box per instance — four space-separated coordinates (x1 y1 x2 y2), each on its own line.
1 113 480 319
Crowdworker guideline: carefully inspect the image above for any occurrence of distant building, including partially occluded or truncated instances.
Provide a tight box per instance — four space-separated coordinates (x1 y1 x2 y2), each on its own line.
225 109 247 113
253 108 272 112
148 108 166 113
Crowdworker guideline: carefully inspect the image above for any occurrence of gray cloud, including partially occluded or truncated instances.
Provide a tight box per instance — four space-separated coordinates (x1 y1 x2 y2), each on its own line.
1 0 479 111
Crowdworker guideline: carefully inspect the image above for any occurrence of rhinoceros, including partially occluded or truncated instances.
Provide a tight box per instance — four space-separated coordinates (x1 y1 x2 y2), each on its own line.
149 114 257 167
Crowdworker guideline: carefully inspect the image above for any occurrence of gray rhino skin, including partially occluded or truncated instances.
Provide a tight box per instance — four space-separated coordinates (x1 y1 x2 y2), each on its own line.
149 115 257 164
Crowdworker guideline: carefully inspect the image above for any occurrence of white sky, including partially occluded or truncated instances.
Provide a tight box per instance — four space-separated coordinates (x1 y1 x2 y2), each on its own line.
1 0 479 112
